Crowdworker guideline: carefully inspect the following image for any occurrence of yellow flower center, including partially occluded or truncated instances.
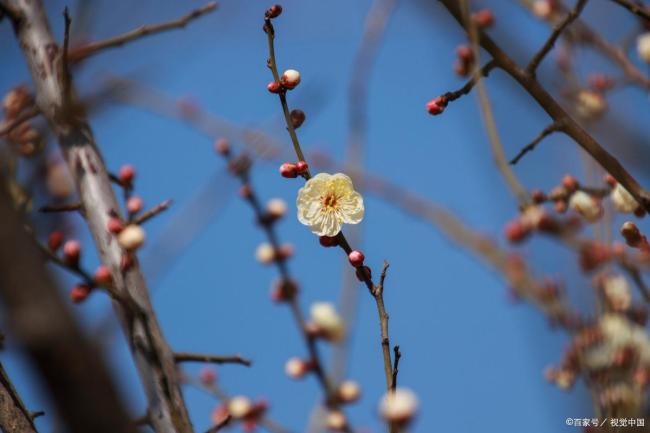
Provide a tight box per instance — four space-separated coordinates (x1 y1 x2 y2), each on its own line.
321 192 338 210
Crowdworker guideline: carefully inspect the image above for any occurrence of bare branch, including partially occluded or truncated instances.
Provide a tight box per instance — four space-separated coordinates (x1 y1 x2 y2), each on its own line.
609 0 650 20
68 2 217 62
133 199 173 225
0 362 38 433
174 352 252 367
391 345 401 391
510 122 565 165
39 202 81 213
527 0 588 74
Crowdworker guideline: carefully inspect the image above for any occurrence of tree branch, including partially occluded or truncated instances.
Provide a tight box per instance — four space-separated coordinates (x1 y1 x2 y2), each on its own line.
510 122 565 165
526 0 588 74
0 106 40 137
68 2 217 62
7 1 194 431
439 0 650 212
174 352 252 367
609 0 650 20
0 362 38 433
442 60 497 103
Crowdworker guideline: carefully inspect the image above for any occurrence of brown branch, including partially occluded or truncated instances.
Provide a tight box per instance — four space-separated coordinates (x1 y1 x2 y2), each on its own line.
510 122 565 165
391 345 401 391
609 0 650 20
7 1 193 431
133 198 173 225
204 415 231 433
0 106 40 137
38 202 81 213
526 0 588 75
67 2 217 62
439 0 650 213
442 60 497 103
0 362 38 433
174 352 252 367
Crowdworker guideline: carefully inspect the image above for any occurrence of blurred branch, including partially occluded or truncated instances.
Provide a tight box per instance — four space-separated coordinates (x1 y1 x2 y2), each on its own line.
68 2 218 62
7 1 194 431
0 107 40 138
609 0 650 20
174 352 252 367
519 0 650 90
526 0 588 75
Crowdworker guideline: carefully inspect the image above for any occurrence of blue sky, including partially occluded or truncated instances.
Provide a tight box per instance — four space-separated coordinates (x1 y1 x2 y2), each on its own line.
2 1 648 432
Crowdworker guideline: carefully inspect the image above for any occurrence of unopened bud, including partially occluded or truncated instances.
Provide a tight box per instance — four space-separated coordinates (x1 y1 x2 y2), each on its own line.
117 224 146 251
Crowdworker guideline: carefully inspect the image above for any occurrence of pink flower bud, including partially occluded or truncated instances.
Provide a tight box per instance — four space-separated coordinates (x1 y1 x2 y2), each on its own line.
118 164 135 184
278 243 294 260
295 160 309 173
267 81 282 94
94 265 112 285
280 69 301 89
200 367 217 385
214 138 230 156
562 175 578 191
70 284 91 303
279 163 298 178
348 250 365 267
472 9 494 28
107 217 124 234
63 240 81 265
456 45 473 62
504 220 529 243
48 231 64 251
426 96 447 115
126 196 143 214
325 411 347 432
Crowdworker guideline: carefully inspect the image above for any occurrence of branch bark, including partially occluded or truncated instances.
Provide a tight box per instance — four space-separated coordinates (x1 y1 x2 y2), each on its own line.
0 362 38 433
6 1 193 432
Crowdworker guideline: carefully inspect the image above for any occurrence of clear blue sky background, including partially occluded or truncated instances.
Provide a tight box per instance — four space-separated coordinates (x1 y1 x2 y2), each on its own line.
2 1 648 432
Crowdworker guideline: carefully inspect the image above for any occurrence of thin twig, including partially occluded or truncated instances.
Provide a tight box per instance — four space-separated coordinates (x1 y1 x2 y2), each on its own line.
62 8 72 105
174 352 252 367
39 202 81 213
443 60 498 103
526 0 588 74
133 199 173 225
510 122 564 165
204 415 231 433
68 2 217 62
609 0 650 20
391 345 401 391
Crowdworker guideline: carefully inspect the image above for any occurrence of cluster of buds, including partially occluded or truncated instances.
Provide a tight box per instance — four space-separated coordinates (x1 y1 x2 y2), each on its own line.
504 204 578 243
378 388 419 426
425 95 448 116
453 45 474 77
267 69 301 93
279 160 308 178
213 396 268 432
307 302 345 342
2 86 43 157
48 233 114 303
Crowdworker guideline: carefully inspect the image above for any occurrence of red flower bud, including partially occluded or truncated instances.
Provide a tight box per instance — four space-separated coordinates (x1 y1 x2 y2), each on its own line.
118 164 135 184
48 231 64 251
214 138 230 156
279 163 298 178
267 81 282 94
94 265 112 285
107 217 124 234
266 4 282 18
295 160 308 173
348 250 365 267
63 240 81 266
70 284 91 303
319 235 338 247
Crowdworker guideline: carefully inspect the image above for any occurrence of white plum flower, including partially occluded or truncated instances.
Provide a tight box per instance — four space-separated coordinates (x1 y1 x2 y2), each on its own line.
296 173 364 237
